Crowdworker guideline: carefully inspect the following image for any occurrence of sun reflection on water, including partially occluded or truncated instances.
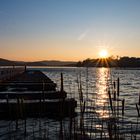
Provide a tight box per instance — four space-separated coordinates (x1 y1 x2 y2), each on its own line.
95 68 111 118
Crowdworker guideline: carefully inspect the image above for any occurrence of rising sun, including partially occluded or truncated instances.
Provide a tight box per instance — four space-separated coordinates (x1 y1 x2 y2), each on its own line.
99 50 108 58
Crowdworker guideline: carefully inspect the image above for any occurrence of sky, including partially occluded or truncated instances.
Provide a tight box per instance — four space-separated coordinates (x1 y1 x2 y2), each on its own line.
0 0 140 61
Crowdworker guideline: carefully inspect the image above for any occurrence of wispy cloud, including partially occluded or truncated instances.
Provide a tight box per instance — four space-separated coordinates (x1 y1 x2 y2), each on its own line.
78 30 89 41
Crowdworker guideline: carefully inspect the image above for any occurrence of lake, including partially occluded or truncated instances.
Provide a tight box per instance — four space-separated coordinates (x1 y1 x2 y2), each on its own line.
0 67 140 139
34 67 140 120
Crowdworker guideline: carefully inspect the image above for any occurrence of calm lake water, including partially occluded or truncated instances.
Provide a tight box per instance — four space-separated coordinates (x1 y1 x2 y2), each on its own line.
0 67 140 139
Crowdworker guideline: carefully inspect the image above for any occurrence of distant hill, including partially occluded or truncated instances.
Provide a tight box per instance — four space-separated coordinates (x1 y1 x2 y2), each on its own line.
0 58 18 66
38 60 77 66
0 58 77 66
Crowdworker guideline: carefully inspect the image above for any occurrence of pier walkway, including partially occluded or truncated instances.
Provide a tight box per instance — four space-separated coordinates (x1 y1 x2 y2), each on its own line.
0 67 77 119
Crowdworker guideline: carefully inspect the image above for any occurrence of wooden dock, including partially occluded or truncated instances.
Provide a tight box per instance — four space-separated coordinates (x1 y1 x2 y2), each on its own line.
0 68 57 91
0 67 77 119
0 98 77 119
0 66 25 82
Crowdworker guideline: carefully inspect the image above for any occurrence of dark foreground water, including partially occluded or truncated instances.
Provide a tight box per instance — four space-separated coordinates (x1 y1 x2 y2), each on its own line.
0 67 140 139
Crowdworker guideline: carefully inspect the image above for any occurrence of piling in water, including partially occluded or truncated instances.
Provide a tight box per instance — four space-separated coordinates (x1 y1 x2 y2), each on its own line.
122 99 125 116
136 104 140 117
139 93 140 106
108 89 113 113
117 78 120 97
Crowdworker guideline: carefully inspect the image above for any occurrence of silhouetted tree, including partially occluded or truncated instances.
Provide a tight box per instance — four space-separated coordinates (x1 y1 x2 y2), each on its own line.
76 56 140 68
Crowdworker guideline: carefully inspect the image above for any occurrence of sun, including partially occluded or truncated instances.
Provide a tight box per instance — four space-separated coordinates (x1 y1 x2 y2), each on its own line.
99 50 108 58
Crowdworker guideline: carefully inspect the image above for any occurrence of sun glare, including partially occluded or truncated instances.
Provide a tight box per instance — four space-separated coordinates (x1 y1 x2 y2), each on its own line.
99 50 108 58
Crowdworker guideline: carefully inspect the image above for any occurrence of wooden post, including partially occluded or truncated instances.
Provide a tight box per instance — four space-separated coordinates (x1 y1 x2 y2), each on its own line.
108 90 113 113
136 104 140 117
59 73 64 140
113 81 116 101
113 81 116 90
139 93 140 105
61 73 64 92
117 78 120 96
122 99 125 116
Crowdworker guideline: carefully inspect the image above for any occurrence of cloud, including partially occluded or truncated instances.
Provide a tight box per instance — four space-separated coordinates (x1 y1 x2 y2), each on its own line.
78 30 89 41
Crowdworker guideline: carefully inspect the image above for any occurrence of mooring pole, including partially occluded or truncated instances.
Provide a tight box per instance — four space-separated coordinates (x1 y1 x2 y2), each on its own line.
136 104 140 117
117 78 120 96
113 81 116 101
108 89 113 113
59 73 64 140
138 93 140 105
61 73 64 92
122 99 125 116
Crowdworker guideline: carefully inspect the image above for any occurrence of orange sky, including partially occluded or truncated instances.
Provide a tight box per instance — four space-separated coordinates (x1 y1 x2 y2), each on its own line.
0 0 140 61
0 38 140 61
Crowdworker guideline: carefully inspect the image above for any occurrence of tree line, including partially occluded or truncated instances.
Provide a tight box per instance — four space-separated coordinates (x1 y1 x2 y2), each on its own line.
76 56 140 67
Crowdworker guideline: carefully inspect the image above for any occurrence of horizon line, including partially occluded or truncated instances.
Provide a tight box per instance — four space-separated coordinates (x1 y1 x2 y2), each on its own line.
1 55 140 62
